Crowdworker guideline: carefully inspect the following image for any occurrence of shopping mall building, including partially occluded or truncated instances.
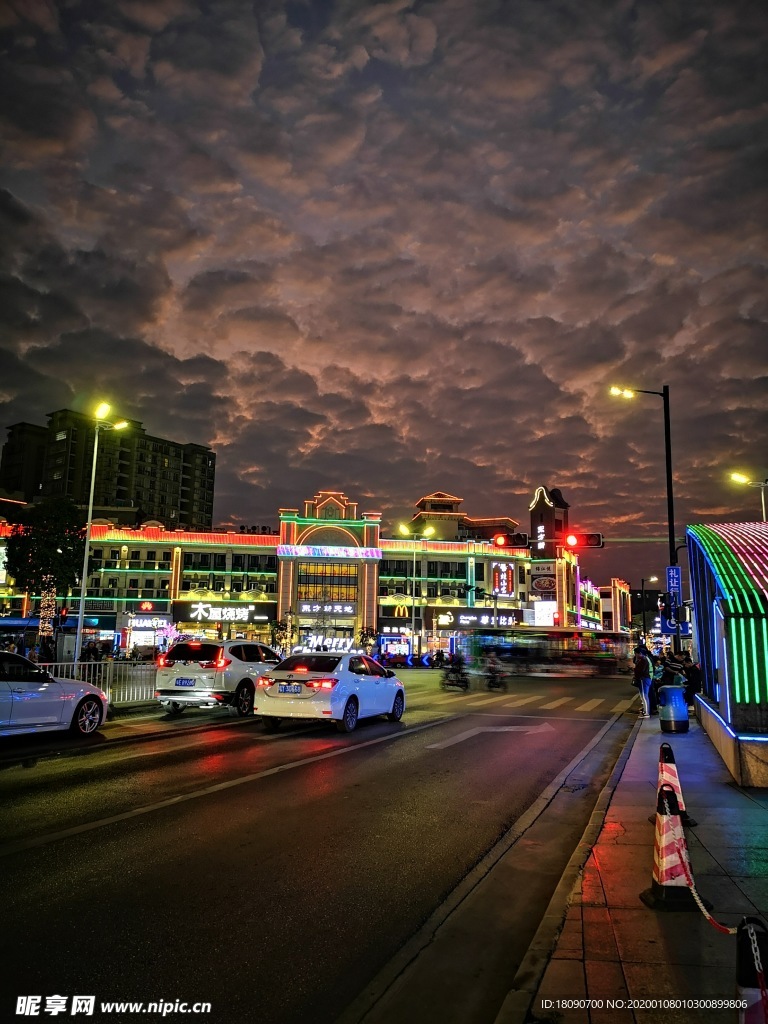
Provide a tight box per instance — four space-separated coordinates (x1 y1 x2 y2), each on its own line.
0 487 630 655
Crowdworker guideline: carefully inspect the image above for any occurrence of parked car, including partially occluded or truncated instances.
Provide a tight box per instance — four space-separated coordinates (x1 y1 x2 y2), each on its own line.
0 652 108 738
155 639 281 716
255 651 406 733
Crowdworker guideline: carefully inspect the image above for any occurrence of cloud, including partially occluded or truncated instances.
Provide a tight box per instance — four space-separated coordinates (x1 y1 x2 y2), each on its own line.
0 0 766 587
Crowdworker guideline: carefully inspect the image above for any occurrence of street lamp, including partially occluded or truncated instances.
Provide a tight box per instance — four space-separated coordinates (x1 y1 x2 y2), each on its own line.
610 385 676 569
730 472 768 522
74 403 128 663
398 523 435 650
640 575 658 642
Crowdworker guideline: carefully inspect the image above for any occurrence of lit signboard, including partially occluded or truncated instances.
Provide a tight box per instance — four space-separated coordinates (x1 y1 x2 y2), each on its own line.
172 601 277 624
277 545 382 560
297 601 356 617
492 562 515 596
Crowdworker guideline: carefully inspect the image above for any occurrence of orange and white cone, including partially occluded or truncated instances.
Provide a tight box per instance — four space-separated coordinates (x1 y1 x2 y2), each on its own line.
648 742 698 827
640 783 699 911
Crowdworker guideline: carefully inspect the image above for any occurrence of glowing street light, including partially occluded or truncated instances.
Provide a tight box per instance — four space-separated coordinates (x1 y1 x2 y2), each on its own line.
74 403 129 663
398 522 435 648
730 472 767 522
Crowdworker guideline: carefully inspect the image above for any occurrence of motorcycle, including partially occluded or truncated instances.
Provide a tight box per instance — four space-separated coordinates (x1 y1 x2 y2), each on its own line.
440 663 470 691
485 666 507 691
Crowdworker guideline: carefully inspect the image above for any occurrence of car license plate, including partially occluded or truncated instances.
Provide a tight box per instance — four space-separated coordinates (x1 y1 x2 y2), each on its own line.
174 678 196 687
279 684 302 694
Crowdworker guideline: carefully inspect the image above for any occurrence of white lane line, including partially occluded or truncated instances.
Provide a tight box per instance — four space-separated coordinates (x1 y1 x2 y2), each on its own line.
539 697 573 709
0 717 455 858
427 721 556 749
502 695 539 708
574 699 603 712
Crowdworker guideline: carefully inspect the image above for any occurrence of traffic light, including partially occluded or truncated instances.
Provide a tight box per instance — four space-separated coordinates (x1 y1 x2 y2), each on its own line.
492 532 529 548
564 533 604 549
658 593 672 619
60 606 68 626
553 611 561 626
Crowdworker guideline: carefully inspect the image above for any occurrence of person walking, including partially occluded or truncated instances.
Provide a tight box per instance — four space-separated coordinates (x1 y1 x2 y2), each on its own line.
633 646 653 718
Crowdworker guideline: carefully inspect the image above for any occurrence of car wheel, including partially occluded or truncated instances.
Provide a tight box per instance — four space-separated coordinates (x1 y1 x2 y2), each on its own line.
262 716 280 733
166 701 186 716
70 697 103 736
387 690 405 722
234 681 255 717
337 697 359 733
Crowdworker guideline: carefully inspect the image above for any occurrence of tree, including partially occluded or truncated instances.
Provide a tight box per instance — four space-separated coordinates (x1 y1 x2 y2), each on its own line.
272 617 297 654
358 626 378 652
5 498 85 649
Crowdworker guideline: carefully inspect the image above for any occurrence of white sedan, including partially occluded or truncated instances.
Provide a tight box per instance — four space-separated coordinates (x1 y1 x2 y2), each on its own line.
0 651 108 738
254 651 406 733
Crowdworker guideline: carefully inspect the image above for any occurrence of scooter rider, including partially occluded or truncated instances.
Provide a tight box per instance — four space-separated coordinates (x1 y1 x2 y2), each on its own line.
485 649 504 690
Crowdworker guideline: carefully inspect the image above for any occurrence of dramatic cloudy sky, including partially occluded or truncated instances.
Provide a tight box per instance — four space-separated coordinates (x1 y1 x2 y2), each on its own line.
1 0 766 586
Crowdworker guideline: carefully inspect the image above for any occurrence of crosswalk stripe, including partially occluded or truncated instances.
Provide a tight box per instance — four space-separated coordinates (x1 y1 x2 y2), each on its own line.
612 699 635 712
502 695 539 708
466 694 515 706
574 699 603 712
540 697 573 709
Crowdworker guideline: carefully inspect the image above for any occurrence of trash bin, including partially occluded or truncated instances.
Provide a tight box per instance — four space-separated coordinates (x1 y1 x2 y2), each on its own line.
658 684 689 733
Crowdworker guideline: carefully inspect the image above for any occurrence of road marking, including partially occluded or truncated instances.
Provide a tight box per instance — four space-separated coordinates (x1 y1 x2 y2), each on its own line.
574 699 603 712
612 699 635 712
540 697 572 709
502 695 539 708
0 716 457 858
465 694 514 706
427 721 556 749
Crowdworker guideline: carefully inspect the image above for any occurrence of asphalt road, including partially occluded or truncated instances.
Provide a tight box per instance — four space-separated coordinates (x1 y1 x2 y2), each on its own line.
0 672 637 1024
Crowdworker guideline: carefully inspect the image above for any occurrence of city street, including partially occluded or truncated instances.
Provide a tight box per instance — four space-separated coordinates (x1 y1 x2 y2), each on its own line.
1 672 638 1024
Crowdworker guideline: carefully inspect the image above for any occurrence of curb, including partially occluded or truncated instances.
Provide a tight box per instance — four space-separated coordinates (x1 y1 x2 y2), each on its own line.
493 714 644 1024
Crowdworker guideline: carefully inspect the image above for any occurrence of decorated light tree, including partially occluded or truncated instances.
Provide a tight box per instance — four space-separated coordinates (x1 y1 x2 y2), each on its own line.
358 626 378 653
5 499 85 656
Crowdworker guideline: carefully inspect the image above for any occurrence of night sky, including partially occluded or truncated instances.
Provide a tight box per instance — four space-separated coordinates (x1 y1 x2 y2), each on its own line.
1 0 766 588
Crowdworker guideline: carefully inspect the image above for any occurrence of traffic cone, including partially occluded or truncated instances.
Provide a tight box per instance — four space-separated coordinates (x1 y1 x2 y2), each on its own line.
648 742 698 827
736 917 768 1024
640 783 699 911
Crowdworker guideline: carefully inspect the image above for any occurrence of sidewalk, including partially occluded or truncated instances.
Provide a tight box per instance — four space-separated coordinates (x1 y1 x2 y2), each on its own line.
519 713 768 1023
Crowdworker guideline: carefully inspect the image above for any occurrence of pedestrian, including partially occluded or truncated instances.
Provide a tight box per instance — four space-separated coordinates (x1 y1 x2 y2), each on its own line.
682 654 702 708
434 648 445 669
27 646 38 663
632 646 653 718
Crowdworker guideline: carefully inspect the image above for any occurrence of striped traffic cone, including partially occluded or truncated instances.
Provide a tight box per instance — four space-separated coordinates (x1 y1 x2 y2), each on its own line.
640 783 699 911
648 742 698 827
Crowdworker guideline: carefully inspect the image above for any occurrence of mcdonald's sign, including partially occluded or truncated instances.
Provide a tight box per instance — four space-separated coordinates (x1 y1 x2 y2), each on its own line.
392 605 409 618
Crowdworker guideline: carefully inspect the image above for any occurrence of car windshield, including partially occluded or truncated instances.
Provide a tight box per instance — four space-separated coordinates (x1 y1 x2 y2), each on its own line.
276 655 342 673
166 642 221 663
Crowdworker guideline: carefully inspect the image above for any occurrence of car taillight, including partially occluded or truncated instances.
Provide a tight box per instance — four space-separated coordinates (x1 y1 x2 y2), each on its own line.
307 677 339 690
201 655 232 669
157 654 168 668
258 676 274 687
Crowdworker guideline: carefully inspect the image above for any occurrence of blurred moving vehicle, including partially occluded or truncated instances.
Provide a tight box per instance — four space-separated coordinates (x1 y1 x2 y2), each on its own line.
0 652 108 737
255 651 406 733
155 639 281 716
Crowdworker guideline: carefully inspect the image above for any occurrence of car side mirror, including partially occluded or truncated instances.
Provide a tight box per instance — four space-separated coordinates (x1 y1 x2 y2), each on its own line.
386 669 395 677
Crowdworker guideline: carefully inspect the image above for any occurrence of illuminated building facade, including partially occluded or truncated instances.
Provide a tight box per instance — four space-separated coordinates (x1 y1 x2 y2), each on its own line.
0 487 617 652
686 522 768 785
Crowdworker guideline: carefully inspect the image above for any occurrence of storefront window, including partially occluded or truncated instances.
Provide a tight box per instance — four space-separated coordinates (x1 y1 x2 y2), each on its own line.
296 561 358 603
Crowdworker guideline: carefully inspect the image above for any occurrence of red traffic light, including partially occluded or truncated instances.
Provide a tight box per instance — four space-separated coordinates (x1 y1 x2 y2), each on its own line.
565 533 604 548
493 533 529 548
553 611 561 625
60 607 68 625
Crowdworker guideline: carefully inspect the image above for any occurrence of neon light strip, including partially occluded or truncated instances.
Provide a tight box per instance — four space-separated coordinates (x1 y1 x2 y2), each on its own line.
696 695 768 742
277 545 382 559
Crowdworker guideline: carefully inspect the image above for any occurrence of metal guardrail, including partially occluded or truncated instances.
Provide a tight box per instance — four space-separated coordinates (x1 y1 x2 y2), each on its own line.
41 661 158 706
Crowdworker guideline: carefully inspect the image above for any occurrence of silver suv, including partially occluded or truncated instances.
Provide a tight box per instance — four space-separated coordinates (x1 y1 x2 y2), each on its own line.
155 639 281 716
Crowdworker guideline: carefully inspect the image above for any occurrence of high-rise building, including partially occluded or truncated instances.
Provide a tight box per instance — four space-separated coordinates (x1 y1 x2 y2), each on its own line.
0 409 216 529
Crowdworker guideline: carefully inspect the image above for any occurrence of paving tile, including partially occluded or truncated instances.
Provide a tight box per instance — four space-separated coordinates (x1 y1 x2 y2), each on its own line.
623 962 734 1023
732 875 768 916
583 906 620 961
689 824 768 847
584 958 629 998
690 874 760 916
557 907 583 951
701 846 768 875
610 909 734 967
595 821 653 845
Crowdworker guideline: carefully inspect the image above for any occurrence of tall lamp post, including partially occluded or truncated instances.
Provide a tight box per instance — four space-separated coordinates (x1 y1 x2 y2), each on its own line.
610 384 680 651
398 523 435 652
640 575 658 643
74 403 128 663
730 473 768 522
